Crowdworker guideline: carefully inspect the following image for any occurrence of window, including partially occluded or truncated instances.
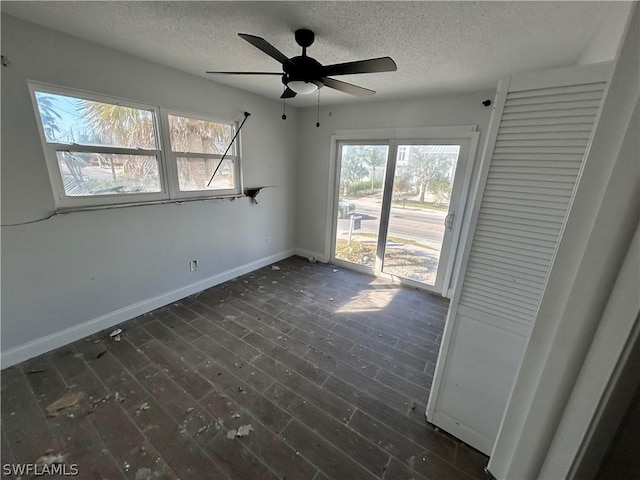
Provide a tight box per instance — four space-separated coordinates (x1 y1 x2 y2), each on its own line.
167 114 239 196
30 83 242 209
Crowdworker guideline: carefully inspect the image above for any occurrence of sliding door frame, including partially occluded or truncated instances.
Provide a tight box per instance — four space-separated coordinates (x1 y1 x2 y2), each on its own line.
326 126 480 297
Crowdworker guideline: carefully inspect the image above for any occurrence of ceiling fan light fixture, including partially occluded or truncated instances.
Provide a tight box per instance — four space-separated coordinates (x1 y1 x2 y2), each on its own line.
287 80 321 95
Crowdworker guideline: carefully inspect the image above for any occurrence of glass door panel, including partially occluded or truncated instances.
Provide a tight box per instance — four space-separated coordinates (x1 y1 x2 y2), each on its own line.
382 144 460 286
333 144 389 268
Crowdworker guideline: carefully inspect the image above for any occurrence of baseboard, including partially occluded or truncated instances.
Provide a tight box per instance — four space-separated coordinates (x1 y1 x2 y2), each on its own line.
1 249 295 369
294 248 328 263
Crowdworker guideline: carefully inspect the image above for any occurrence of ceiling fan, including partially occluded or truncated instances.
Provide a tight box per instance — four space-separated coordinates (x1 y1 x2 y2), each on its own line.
206 29 397 99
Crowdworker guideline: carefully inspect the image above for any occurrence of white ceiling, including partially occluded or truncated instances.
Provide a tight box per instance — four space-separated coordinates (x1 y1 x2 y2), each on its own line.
1 1 629 106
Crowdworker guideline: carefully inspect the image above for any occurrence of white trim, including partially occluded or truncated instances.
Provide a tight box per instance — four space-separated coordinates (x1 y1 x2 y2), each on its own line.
331 126 478 140
445 132 480 297
543 225 640 478
0 249 294 368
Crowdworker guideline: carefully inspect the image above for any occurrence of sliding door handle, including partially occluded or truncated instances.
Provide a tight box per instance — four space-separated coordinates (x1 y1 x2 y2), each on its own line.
444 212 455 231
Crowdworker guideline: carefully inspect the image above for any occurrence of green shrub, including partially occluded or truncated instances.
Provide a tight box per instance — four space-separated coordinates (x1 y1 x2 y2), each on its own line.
347 179 384 197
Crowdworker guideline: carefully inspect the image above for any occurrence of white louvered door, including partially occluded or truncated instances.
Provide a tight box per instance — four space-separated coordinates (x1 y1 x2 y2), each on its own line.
426 63 612 455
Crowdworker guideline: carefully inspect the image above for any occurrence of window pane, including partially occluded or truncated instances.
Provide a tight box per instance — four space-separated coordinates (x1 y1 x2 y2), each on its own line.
34 91 157 149
55 152 160 196
177 157 235 191
168 115 233 154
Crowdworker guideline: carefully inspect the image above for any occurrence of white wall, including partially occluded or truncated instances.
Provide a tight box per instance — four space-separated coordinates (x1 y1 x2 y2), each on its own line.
0 15 299 365
294 92 494 261
577 2 634 65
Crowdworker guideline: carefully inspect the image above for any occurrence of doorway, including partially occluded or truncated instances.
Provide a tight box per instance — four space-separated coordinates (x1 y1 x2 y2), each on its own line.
330 131 477 296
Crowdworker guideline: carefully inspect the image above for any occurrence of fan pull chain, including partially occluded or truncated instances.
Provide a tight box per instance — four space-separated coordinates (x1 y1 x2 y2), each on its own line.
316 90 320 128
282 97 287 120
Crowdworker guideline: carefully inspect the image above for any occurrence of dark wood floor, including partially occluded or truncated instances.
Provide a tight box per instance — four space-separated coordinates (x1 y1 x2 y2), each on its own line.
1 256 487 480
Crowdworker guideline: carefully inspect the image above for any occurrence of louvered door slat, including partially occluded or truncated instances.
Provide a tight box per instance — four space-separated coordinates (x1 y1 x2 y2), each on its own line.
506 82 605 99
465 266 545 292
499 115 596 128
503 99 602 113
506 90 604 106
473 231 557 253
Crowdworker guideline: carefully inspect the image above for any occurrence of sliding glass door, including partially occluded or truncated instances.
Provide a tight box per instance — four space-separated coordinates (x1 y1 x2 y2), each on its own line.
381 144 460 288
332 136 472 295
333 144 389 268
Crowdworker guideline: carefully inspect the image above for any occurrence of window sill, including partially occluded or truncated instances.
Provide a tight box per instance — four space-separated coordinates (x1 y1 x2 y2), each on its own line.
55 194 246 214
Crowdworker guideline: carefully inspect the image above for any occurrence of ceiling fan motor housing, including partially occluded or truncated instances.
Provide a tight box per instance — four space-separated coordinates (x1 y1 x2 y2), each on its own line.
283 55 324 89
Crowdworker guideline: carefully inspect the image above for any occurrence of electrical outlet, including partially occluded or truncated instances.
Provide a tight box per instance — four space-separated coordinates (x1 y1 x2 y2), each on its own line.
190 260 198 272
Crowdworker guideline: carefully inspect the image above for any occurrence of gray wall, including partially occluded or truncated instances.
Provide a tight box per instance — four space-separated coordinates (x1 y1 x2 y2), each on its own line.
294 92 494 261
1 15 299 362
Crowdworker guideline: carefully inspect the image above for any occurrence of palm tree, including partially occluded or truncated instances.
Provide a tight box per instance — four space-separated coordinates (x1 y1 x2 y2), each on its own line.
80 100 158 189
35 93 63 141
359 146 387 190
167 115 232 188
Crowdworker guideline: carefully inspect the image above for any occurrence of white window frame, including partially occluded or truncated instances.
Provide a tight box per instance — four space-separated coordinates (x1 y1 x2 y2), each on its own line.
160 109 242 199
28 81 243 210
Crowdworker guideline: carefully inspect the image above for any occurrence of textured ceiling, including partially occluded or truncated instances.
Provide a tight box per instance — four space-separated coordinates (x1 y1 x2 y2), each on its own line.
1 1 628 106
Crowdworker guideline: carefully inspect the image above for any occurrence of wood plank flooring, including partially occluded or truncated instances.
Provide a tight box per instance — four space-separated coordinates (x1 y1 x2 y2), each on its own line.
1 256 488 480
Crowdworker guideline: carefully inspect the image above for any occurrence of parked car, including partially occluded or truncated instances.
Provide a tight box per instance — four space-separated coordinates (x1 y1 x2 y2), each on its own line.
338 199 356 219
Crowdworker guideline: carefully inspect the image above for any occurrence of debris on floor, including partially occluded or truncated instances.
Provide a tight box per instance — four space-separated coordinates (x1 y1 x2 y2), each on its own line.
87 395 111 414
114 392 127 403
136 402 150 413
231 413 240 419
109 328 123 342
46 391 82 417
96 348 107 359
196 425 209 436
35 451 66 467
271 265 281 270
226 424 253 439
135 467 152 480
236 424 253 437
27 368 45 374
411 400 417 410
333 269 339 273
